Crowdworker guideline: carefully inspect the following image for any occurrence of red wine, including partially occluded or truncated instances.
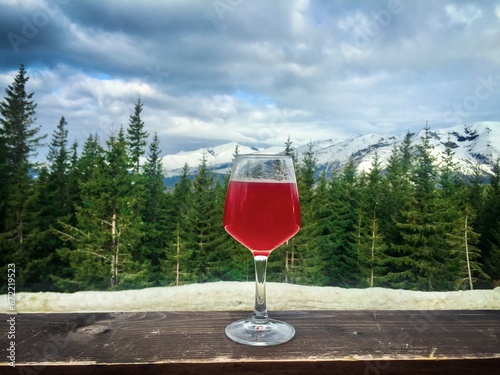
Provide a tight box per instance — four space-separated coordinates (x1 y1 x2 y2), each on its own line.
224 180 301 257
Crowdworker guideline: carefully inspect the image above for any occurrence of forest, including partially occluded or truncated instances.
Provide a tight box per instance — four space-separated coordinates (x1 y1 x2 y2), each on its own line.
1 65 499 294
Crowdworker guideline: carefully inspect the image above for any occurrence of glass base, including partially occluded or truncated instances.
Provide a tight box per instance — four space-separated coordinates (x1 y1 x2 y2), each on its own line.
225 318 295 346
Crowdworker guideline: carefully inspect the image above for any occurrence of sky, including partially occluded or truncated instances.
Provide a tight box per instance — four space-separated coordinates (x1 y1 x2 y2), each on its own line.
0 0 499 158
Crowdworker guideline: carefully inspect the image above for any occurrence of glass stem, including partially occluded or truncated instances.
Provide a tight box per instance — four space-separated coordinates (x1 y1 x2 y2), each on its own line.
252 255 269 324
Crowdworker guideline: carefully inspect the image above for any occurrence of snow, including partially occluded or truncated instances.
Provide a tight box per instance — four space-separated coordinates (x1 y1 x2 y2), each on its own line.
3 282 499 313
161 143 287 177
160 122 500 178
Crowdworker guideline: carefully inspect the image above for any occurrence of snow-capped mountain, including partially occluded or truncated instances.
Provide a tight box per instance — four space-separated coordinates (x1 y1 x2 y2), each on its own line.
161 122 500 179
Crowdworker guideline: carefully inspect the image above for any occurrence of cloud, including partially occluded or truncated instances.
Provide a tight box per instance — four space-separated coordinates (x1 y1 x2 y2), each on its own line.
0 0 499 158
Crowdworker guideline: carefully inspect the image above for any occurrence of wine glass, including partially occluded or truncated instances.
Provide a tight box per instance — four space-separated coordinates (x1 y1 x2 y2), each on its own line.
223 154 301 346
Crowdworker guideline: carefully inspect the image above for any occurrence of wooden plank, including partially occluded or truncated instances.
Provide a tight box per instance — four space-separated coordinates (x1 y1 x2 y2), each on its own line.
1 310 499 374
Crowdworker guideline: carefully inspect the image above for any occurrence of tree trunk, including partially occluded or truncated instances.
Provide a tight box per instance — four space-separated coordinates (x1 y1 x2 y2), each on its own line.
370 208 376 288
176 228 181 286
464 214 473 290
111 209 118 288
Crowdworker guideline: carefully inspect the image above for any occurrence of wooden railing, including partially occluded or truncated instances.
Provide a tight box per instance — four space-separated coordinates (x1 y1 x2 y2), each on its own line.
1 310 499 374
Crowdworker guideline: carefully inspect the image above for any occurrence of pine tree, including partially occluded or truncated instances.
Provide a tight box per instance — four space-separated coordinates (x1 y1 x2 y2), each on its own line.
127 97 148 174
19 117 73 291
165 163 193 285
446 209 489 290
142 132 172 285
187 153 220 282
290 142 322 284
437 135 471 287
143 132 166 223
379 132 414 248
357 153 388 287
47 116 71 220
306 171 331 286
478 158 500 284
54 129 147 290
221 144 252 281
0 65 45 171
0 64 46 290
323 159 359 286
284 135 296 162
102 127 147 288
391 124 451 290
67 141 80 226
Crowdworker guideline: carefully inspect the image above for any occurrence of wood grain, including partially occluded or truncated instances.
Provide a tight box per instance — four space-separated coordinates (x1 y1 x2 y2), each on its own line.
1 310 498 374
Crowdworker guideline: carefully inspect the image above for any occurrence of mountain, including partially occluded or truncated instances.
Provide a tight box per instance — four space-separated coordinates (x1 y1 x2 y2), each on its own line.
161 122 500 181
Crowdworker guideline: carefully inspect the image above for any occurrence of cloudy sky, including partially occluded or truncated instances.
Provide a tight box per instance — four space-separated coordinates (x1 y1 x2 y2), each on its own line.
1 0 499 158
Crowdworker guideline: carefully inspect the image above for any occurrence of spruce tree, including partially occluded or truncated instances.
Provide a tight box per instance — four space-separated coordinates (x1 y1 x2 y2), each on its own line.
307 171 331 286
379 132 414 249
127 97 148 174
478 158 500 284
54 134 108 290
55 129 147 290
0 64 46 289
446 208 489 290
437 135 472 288
284 135 296 163
67 141 80 226
187 153 220 282
357 153 388 287
291 142 322 284
142 132 171 285
165 163 193 285
391 124 451 290
47 116 71 220
20 116 73 291
143 132 166 223
221 144 252 281
103 127 147 288
323 159 359 286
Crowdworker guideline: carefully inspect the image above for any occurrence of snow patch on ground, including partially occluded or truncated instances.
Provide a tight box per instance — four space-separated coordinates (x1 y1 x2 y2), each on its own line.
3 282 499 313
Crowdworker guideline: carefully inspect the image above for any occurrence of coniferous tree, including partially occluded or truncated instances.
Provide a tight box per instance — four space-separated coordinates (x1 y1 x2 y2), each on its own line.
284 135 296 163
291 142 323 284
126 97 148 174
467 162 486 216
21 117 73 290
52 134 106 290
219 146 251 281
67 141 80 226
323 159 359 286
391 124 452 290
143 132 165 221
47 116 71 220
142 132 172 285
55 129 147 290
307 171 331 286
165 163 193 285
446 208 489 290
380 132 414 249
437 135 472 286
478 158 500 284
0 64 46 289
187 153 220 282
357 153 388 287
103 127 147 288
